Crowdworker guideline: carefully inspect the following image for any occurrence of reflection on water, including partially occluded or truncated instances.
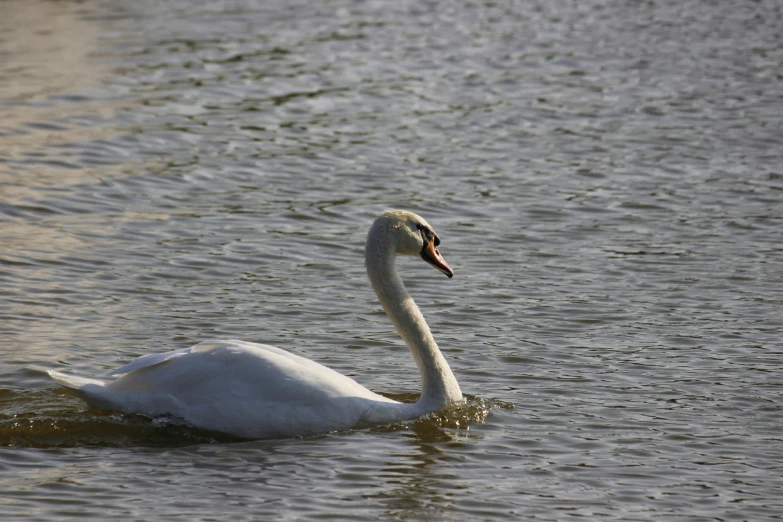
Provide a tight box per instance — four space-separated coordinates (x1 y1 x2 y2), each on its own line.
0 0 123 191
0 1 105 103
1 0 782 520
2 383 507 448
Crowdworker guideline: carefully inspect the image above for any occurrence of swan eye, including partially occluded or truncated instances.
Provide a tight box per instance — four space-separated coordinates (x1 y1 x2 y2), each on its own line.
416 224 441 247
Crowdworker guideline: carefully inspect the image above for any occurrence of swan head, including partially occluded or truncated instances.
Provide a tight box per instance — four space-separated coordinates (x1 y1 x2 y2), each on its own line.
368 209 454 278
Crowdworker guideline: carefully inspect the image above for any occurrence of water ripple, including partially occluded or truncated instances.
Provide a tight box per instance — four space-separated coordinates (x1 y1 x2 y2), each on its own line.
1 0 782 520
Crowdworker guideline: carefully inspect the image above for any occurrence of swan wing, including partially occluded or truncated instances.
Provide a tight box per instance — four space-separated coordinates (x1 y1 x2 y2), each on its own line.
92 340 395 438
108 347 190 376
108 340 373 399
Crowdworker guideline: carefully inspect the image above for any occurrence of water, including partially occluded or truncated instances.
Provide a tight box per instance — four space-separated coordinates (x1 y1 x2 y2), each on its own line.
1 0 782 519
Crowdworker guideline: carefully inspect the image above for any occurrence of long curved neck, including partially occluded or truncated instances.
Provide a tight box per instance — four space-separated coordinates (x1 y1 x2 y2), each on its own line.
365 232 462 410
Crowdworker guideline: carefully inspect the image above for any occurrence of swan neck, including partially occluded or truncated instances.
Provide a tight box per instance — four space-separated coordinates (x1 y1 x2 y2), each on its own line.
365 234 462 410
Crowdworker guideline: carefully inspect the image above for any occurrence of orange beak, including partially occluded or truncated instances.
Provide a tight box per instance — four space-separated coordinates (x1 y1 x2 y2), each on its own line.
421 237 453 278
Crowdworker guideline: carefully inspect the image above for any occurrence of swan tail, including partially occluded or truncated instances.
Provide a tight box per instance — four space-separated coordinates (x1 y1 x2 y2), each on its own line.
48 370 118 411
47 369 106 389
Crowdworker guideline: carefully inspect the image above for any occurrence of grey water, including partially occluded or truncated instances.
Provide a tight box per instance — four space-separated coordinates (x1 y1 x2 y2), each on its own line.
1 0 782 520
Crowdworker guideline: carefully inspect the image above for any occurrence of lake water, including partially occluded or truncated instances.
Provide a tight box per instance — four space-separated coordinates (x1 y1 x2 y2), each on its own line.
1 0 782 520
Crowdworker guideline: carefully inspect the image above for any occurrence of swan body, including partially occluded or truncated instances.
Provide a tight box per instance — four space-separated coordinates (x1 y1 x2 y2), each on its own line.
49 210 463 439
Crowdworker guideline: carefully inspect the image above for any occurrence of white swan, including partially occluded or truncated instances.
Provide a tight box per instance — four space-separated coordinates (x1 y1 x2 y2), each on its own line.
49 210 463 439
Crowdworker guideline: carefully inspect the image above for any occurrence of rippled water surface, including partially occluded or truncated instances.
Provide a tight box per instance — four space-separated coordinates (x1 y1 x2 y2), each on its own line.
2 0 782 520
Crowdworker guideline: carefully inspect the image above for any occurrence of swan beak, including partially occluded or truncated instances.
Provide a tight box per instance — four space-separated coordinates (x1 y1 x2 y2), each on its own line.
421 238 454 278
